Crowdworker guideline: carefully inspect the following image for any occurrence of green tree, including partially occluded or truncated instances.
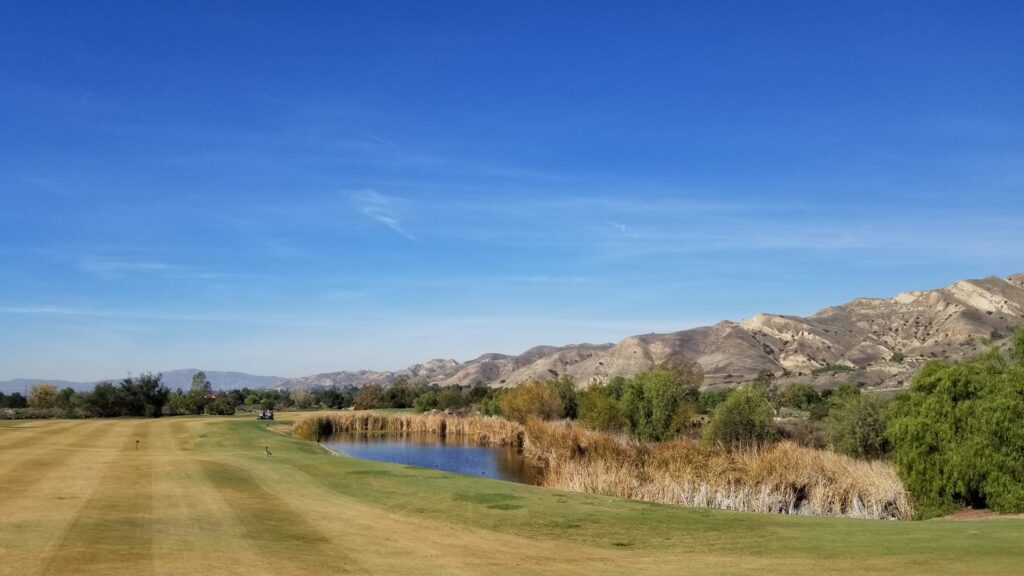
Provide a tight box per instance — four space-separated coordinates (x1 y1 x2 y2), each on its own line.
888 337 1024 516
354 384 387 410
55 387 78 411
698 388 733 414
546 375 578 419
1012 328 1024 365
384 379 415 408
577 384 627 432
85 381 121 417
204 396 236 415
779 383 821 412
825 394 890 459
703 385 777 449
191 371 212 394
751 369 780 406
6 392 28 409
412 390 440 412
480 389 504 416
118 373 169 417
620 367 700 442
825 382 861 407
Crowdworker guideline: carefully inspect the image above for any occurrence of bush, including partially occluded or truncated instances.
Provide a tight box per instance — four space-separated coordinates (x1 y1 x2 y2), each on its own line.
577 384 627 432
499 381 564 424
888 339 1024 516
812 363 856 376
890 351 906 363
204 396 236 415
480 393 503 417
825 394 890 459
779 383 821 412
412 391 440 412
703 386 777 449
697 389 733 414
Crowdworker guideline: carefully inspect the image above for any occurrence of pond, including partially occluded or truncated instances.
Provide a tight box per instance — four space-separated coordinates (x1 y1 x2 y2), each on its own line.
321 432 538 485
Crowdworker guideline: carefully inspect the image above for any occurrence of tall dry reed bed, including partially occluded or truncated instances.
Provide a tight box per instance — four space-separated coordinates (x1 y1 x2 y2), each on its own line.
292 411 525 447
524 420 912 520
291 412 911 519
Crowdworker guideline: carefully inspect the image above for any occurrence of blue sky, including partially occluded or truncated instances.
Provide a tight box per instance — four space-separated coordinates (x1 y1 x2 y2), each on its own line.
1 1 1022 381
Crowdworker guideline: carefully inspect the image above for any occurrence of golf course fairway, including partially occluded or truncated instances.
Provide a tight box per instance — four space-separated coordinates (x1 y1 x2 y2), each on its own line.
2 416 1022 575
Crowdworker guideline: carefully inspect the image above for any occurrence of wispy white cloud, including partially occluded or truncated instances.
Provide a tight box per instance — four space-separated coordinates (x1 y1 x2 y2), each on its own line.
79 259 179 276
350 190 416 240
77 258 255 280
0 306 99 316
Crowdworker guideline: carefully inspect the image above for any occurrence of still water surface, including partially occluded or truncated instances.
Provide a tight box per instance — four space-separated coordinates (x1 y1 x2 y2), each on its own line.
322 432 538 484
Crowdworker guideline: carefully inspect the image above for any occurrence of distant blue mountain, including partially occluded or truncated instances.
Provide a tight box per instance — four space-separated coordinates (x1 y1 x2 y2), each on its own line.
0 369 285 394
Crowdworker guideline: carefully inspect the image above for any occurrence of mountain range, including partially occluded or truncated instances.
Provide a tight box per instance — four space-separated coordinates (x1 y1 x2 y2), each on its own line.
275 273 1024 391
0 370 285 395
4 273 1022 394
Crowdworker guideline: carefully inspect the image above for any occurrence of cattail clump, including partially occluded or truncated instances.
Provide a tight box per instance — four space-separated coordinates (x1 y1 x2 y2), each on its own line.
292 411 525 447
525 420 912 520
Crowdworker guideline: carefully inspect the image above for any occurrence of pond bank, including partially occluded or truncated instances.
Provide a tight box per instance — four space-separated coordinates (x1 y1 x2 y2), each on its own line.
292 411 911 520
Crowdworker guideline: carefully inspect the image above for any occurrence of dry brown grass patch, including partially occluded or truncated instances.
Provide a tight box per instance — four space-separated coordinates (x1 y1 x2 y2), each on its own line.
525 420 912 520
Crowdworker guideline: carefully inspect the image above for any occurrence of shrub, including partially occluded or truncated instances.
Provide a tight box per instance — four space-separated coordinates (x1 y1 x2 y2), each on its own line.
888 339 1024 516
480 392 503 416
825 394 890 459
890 351 906 363
412 391 440 412
703 386 777 449
1013 328 1024 365
812 363 856 376
698 389 733 414
499 381 565 424
204 396 236 415
577 384 627 432
825 382 861 407
779 383 821 412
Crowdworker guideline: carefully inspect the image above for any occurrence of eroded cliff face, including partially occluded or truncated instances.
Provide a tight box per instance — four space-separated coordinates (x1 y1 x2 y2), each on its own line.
278 273 1024 391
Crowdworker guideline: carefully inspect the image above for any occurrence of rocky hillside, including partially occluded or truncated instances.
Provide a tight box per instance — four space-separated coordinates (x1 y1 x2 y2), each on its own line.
277 273 1024 391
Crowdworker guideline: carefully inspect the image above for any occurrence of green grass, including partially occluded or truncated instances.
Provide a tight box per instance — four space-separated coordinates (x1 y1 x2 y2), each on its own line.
0 416 1022 575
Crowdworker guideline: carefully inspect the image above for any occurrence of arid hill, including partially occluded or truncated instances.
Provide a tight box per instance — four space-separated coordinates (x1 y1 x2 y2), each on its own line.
278 273 1024 391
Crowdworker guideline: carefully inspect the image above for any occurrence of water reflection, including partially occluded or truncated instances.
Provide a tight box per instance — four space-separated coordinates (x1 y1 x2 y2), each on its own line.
322 432 538 485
